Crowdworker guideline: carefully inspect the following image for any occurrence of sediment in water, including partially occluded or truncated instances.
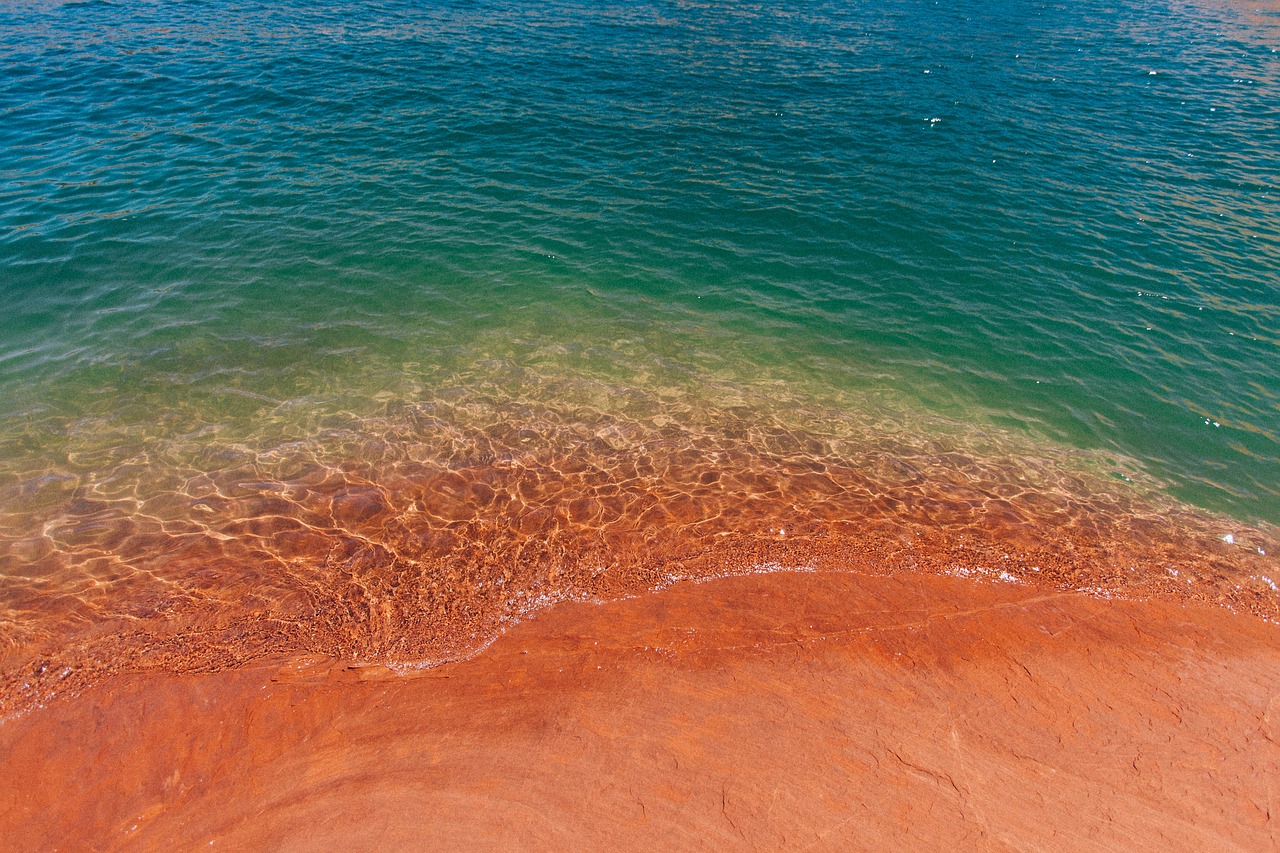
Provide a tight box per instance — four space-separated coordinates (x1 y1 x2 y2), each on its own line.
1 372 1277 719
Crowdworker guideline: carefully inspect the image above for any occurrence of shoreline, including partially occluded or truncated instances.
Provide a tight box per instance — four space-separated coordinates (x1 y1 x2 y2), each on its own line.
3 567 1277 850
4 400 1279 720
5 513 1277 723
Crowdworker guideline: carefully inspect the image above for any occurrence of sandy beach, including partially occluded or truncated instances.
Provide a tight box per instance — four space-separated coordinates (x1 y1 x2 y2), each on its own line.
3 1 1279 846
4 568 1277 851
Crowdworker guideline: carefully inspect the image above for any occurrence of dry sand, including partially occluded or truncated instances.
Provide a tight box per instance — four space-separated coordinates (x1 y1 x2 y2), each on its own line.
3 568 1278 851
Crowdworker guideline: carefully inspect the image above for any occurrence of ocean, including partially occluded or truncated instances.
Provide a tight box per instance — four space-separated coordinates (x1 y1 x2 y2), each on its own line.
2 0 1278 714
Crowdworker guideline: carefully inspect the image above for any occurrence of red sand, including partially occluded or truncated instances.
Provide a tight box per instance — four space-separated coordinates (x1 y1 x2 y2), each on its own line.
3 569 1278 851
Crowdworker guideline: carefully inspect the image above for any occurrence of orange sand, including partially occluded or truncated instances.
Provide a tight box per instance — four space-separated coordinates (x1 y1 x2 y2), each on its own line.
3 569 1278 851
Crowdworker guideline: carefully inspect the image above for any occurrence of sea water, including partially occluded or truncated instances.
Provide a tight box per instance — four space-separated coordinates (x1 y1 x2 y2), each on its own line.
2 0 1278 712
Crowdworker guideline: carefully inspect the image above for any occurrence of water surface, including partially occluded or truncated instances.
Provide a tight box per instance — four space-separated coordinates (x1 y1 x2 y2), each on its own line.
2 0 1278 713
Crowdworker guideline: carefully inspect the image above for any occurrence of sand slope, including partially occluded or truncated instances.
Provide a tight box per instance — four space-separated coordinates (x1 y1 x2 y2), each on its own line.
3 570 1278 851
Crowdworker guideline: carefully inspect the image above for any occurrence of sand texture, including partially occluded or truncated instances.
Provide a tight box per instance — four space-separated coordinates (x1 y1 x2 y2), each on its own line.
2 569 1278 851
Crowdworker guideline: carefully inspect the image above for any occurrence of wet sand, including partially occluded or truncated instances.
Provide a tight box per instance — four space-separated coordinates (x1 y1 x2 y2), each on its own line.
3 568 1278 851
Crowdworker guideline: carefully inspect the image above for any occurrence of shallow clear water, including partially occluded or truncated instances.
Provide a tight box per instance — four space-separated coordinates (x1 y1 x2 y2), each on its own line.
1 0 1278 709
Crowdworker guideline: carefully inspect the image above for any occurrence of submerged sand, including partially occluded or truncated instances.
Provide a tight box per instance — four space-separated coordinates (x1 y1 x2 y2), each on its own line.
3 568 1277 851
5 384 1279 721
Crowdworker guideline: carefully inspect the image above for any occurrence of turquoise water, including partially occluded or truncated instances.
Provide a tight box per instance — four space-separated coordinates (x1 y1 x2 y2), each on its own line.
2 0 1279 706
4 0 1278 521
